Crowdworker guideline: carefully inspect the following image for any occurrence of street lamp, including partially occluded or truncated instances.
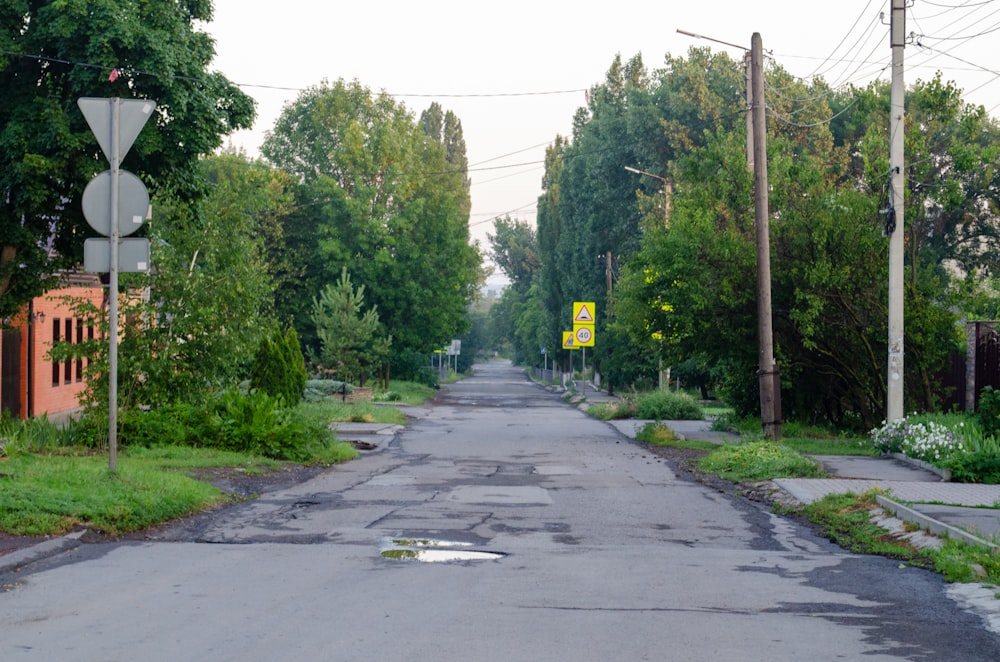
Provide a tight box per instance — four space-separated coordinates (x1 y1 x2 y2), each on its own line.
624 166 671 225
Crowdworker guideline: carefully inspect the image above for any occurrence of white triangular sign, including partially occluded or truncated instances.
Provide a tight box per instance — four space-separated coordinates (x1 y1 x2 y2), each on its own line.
574 304 594 323
78 97 157 164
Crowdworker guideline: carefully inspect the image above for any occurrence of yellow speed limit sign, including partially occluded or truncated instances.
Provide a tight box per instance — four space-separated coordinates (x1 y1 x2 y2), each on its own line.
573 324 595 347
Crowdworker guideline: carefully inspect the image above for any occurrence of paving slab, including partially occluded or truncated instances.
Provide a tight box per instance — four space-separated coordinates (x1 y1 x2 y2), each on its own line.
811 454 942 482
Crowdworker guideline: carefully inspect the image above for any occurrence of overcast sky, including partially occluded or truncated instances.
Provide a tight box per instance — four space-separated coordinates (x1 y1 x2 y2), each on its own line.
204 0 1000 266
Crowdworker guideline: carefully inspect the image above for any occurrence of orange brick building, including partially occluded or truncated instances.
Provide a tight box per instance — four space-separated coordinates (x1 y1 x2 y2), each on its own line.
1 273 105 422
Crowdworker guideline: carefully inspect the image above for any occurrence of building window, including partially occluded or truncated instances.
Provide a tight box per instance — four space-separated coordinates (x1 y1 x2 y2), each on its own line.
76 318 84 382
64 318 72 384
52 318 61 386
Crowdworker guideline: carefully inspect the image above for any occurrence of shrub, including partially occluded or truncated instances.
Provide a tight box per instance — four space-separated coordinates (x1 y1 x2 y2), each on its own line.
303 379 354 401
118 404 202 448
942 452 1000 484
208 388 312 461
635 421 677 445
635 390 704 421
251 326 306 406
977 386 1000 438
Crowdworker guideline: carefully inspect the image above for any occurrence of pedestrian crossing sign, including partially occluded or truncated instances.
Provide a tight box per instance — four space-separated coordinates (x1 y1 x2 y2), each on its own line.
562 331 579 350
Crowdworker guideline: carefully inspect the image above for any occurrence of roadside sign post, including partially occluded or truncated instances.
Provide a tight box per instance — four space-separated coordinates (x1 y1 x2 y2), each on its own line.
571 302 596 393
79 97 156 472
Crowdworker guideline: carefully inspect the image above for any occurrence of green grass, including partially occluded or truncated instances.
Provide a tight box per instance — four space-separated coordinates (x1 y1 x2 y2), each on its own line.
0 451 227 536
697 440 823 481
634 421 718 450
587 400 636 421
804 490 933 559
774 435 874 456
803 490 1000 586
702 403 733 418
299 398 408 426
376 379 440 405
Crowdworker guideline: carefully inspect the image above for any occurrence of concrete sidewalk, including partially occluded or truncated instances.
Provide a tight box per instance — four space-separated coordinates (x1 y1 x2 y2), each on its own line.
608 416 1000 550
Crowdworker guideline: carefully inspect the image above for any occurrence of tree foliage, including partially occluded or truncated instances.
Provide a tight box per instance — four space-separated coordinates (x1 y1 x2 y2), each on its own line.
0 0 254 320
60 153 281 410
527 47 996 428
260 81 481 373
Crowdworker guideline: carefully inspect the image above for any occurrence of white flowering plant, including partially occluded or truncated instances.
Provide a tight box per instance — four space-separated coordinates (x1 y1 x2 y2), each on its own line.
868 416 965 465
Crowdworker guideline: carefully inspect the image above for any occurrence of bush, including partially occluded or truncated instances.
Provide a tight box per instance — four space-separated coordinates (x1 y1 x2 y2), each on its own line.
977 386 1000 437
208 389 314 461
635 390 703 421
250 326 306 407
943 452 1000 484
117 403 208 448
303 379 354 401
71 388 328 462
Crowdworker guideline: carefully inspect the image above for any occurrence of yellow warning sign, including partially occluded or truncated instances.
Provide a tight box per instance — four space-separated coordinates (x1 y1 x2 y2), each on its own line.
573 301 595 324
562 331 579 350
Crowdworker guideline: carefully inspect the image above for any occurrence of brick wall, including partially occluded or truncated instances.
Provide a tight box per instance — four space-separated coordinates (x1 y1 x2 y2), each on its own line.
28 285 105 420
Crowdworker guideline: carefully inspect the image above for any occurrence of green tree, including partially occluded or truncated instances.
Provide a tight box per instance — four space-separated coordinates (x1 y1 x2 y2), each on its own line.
73 153 280 409
488 216 540 296
312 267 390 386
0 0 254 320
261 80 481 371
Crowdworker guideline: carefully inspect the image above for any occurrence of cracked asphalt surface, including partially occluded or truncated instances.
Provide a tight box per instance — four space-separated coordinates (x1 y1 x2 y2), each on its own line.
2 361 999 661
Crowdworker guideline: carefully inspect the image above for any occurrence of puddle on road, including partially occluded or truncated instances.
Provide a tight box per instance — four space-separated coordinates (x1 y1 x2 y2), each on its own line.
381 538 506 563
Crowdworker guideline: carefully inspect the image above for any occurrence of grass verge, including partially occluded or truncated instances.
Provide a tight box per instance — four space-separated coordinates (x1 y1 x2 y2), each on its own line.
803 490 1000 586
0 450 228 536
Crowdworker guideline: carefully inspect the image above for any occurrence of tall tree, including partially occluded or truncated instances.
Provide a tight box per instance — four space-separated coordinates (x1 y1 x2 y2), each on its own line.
488 216 540 295
0 0 255 320
261 80 481 372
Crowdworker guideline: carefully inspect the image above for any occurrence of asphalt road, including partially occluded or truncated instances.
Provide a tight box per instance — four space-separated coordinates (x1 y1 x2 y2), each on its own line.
2 361 999 661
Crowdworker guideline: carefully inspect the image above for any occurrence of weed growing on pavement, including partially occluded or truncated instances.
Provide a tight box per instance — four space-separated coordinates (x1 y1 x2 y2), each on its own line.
587 400 636 421
805 490 932 560
635 421 676 445
697 440 822 481
804 490 1000 587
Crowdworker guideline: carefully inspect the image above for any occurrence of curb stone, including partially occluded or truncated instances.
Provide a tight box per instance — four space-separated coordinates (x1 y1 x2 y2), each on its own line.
0 529 86 575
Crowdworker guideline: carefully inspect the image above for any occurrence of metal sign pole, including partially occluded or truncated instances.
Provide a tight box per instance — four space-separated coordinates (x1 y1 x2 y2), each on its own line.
108 98 120 472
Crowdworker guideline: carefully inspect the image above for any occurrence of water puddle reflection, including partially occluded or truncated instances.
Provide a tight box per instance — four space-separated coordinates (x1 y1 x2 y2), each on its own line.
381 538 506 563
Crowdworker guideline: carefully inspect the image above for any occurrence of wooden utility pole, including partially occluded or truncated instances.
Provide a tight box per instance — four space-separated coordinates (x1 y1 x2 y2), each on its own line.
887 0 906 422
751 32 781 439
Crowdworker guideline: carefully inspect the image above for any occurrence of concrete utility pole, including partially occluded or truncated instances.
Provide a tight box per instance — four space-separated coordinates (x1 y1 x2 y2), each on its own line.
751 32 781 439
887 0 906 422
745 51 754 170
